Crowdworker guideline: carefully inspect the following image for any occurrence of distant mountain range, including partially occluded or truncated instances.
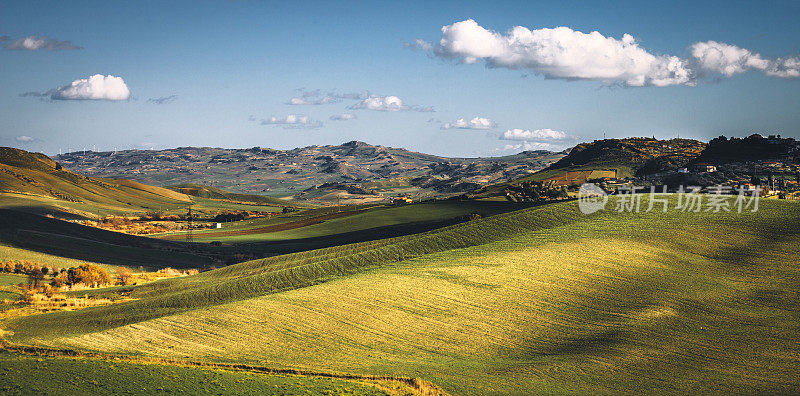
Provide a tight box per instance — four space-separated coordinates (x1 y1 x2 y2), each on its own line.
52 141 565 201
10 135 796 208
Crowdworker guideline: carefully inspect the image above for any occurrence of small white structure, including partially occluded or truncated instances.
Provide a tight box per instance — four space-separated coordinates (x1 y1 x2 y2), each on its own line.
215 223 222 229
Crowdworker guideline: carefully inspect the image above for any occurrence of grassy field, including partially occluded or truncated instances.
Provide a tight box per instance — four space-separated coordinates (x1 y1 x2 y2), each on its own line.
4 196 799 394
0 244 117 273
0 146 192 218
176 201 523 243
0 274 27 287
0 209 213 270
0 351 390 395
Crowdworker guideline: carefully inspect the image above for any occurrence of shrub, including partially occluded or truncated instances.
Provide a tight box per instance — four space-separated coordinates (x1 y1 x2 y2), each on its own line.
116 268 135 286
50 272 68 288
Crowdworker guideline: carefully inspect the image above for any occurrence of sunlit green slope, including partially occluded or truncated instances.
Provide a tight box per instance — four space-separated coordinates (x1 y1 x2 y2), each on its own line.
5 197 800 394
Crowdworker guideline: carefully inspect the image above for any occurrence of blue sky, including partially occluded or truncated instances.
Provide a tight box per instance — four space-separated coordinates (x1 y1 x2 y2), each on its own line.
1 0 799 157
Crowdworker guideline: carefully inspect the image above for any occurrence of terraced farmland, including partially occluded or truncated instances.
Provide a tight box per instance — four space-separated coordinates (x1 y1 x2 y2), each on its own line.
4 196 800 394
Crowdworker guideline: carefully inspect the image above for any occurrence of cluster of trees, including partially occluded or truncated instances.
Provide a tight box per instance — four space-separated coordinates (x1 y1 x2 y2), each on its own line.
213 212 249 222
93 216 180 235
703 134 798 162
1 259 112 290
505 180 570 202
50 264 111 288
100 217 134 227
2 259 56 276
2 259 58 289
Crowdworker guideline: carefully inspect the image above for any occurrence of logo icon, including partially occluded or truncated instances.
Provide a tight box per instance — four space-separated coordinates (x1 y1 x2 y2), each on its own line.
578 183 608 214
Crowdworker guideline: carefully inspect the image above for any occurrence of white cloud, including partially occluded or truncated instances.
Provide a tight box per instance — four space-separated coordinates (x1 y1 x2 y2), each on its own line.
690 41 770 77
329 113 357 121
287 96 340 105
50 74 131 101
441 117 496 130
331 90 370 100
260 114 323 129
287 89 369 105
764 56 800 78
690 41 800 79
496 128 573 153
500 128 568 141
15 135 37 142
419 21 800 85
4 35 81 51
348 95 434 112
501 142 557 151
349 95 409 111
428 19 693 87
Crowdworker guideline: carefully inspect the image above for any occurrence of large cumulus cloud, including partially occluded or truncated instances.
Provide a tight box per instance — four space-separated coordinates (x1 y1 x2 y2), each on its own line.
429 20 693 87
413 20 800 86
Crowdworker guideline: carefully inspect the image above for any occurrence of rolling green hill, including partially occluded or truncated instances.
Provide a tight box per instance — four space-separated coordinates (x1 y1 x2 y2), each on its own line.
0 147 192 218
0 147 310 221
471 138 706 197
4 196 799 394
0 209 211 269
541 137 705 177
163 200 522 244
